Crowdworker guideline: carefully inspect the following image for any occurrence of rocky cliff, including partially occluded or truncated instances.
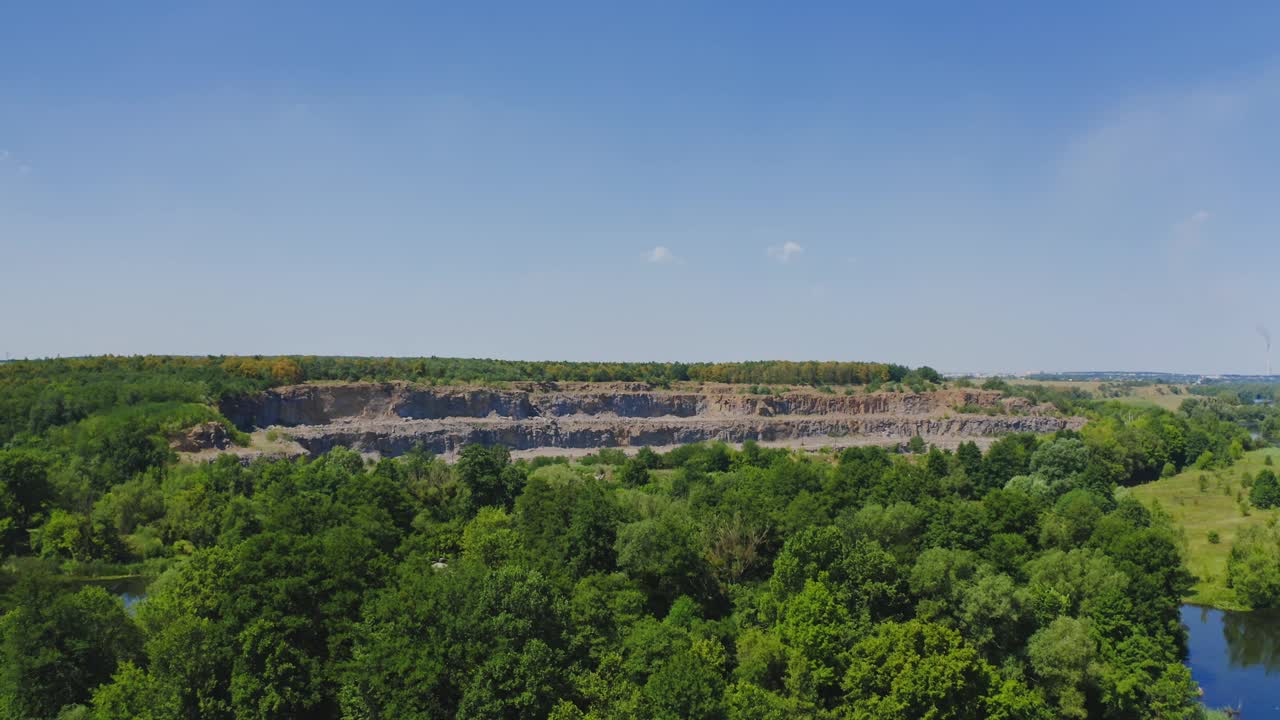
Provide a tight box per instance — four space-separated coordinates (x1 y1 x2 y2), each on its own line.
220 382 1083 458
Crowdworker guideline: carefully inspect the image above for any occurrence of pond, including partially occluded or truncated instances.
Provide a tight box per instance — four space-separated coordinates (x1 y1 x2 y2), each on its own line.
78 575 151 612
1182 604 1280 715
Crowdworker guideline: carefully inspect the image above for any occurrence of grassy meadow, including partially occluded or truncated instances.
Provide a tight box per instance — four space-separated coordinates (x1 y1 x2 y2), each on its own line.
1005 379 1193 411
1130 447 1280 609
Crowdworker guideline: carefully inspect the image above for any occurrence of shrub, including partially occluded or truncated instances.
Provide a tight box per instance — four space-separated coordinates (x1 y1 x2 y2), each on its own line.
1228 524 1280 607
1251 469 1280 509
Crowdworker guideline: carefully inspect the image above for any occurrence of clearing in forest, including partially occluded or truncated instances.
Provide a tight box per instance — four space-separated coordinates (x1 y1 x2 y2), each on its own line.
1131 448 1280 609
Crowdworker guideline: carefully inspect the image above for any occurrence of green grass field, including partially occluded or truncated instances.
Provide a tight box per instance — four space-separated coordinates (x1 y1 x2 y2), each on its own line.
1130 448 1280 610
1005 379 1192 411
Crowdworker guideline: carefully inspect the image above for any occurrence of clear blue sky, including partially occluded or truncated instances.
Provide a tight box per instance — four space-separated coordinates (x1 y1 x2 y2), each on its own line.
3 2 1279 373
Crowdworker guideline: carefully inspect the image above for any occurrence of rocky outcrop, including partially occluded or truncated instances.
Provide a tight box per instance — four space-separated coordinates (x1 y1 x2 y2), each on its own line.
223 383 1029 426
220 382 1084 458
170 421 233 452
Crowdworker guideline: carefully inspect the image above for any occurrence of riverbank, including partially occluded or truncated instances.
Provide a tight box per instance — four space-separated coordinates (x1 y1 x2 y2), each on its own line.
1131 448 1280 610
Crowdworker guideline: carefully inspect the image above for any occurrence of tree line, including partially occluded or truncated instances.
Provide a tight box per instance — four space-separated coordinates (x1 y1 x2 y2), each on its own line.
0 432 1240 719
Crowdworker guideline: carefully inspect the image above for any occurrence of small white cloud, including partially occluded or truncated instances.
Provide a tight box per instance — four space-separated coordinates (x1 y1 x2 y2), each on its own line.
1169 209 1212 262
767 241 804 263
648 246 676 263
1174 209 1211 236
0 150 30 175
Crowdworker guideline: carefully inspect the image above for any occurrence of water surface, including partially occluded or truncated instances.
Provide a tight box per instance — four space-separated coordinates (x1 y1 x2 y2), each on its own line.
78 575 151 612
1182 604 1280 715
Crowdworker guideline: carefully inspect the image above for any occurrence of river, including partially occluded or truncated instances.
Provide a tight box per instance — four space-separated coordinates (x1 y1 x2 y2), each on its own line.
1183 604 1280 715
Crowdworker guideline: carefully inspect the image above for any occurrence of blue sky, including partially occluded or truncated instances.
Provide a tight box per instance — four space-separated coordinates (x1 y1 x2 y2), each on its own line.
3 2 1279 373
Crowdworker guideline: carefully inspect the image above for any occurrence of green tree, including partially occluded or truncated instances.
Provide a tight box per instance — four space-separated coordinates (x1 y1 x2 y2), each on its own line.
955 442 983 480
1027 616 1096 720
1029 437 1090 489
842 620 998 720
457 445 525 511
90 661 180 720
1227 524 1280 608
1250 468 1280 509
977 434 1036 493
0 581 141 720
618 458 650 488
615 511 711 612
643 638 726 720
565 482 620 577
634 446 662 469
779 579 853 703
463 507 521 567
0 449 52 552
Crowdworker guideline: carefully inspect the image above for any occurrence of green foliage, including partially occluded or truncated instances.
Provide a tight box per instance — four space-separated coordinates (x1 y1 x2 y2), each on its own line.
1250 469 1280 509
1227 523 1280 608
0 449 53 554
0 355 1252 719
1027 616 1096 719
842 620 1007 719
457 444 525 512
0 578 141 719
617 458 650 488
0 436 1210 720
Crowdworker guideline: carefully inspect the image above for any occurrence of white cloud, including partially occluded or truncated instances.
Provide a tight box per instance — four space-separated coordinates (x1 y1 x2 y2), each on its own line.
767 241 804 263
1057 63 1279 222
1171 208 1212 258
0 150 30 175
647 246 676 263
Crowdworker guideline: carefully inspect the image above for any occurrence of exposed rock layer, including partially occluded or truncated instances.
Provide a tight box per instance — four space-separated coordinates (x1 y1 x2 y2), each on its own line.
221 382 1083 458
170 421 233 452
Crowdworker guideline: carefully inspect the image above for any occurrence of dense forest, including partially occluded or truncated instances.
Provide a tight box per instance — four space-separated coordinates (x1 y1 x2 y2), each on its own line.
0 357 1266 719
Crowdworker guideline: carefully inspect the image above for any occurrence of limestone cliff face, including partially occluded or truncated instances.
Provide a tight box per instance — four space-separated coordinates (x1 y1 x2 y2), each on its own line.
223 383 1019 425
222 382 1082 457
